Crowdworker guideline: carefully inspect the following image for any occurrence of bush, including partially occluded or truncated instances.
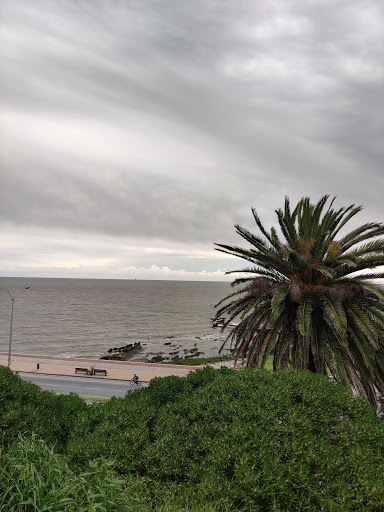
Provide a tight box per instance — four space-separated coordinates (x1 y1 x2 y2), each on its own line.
1 365 384 510
0 435 221 512
0 435 152 512
66 368 384 511
0 367 87 450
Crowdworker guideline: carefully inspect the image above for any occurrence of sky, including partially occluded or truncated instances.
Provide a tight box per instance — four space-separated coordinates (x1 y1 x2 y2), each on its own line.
0 0 383 281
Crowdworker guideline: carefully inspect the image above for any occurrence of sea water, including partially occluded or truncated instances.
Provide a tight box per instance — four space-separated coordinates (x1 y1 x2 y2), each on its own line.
0 277 233 361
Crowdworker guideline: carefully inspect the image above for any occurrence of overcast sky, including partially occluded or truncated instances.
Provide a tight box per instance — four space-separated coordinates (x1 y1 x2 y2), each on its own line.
0 0 383 281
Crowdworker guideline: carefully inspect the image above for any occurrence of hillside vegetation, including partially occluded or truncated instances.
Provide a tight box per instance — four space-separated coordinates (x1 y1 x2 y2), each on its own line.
1 366 384 511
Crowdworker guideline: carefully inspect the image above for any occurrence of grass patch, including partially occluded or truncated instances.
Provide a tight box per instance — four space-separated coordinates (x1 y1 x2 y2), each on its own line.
165 355 274 370
165 357 229 366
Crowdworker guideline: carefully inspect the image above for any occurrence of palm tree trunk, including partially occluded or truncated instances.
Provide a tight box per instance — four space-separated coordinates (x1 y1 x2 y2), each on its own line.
308 346 317 373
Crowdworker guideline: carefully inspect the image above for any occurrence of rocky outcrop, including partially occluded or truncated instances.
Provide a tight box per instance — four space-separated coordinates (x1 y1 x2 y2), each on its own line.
99 341 204 364
150 355 164 363
100 342 143 361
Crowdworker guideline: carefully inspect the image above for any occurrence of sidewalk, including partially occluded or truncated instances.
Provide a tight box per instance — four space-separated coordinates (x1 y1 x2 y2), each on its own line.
0 352 199 382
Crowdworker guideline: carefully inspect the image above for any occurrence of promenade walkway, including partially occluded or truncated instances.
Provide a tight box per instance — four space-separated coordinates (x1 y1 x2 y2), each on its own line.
0 352 198 382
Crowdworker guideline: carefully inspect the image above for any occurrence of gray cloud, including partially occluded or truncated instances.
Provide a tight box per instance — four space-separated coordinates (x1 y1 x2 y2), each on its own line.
0 161 242 242
0 0 383 278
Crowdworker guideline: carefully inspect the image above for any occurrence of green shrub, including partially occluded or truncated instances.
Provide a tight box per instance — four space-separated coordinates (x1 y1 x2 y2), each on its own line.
0 367 87 450
0 435 220 512
1 365 384 510
0 435 150 512
147 366 218 405
65 368 384 511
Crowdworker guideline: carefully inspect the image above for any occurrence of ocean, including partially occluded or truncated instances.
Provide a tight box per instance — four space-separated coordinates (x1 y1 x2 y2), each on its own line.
0 277 233 361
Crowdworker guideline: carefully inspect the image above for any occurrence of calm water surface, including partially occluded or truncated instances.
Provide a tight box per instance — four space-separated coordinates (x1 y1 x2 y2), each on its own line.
0 278 232 360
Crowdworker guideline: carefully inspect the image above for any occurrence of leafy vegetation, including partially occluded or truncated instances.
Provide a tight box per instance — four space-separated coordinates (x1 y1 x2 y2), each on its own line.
215 195 384 405
1 365 384 511
165 357 231 365
0 366 87 448
166 356 274 370
0 435 218 512
0 436 141 512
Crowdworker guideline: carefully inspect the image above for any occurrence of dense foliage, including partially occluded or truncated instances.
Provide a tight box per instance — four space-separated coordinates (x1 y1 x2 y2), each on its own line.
1 366 384 511
0 365 88 448
0 436 144 512
215 196 384 405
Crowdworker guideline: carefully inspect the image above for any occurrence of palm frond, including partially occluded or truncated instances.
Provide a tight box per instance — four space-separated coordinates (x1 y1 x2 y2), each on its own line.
346 301 380 349
320 294 347 340
297 297 312 337
215 195 384 405
329 204 362 239
267 284 290 328
344 239 384 258
340 223 384 251
251 208 282 251
316 266 336 278
261 317 285 368
310 321 326 373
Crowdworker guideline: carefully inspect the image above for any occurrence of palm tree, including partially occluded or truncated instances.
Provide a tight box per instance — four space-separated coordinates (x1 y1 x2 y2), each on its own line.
215 196 384 405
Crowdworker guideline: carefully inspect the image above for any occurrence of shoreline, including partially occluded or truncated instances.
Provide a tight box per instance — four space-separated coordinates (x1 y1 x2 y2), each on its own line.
0 352 237 382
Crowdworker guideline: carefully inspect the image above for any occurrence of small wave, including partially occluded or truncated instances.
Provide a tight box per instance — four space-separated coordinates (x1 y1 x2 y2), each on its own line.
57 352 79 358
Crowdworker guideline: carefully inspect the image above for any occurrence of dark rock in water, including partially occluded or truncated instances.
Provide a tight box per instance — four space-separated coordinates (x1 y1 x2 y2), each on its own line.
184 351 202 360
169 352 203 363
164 342 172 345
100 353 127 361
121 344 139 353
212 317 226 328
100 342 143 361
151 355 164 363
190 347 199 353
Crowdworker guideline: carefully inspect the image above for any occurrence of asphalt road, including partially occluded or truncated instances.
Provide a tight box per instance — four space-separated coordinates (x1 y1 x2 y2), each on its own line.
18 372 148 399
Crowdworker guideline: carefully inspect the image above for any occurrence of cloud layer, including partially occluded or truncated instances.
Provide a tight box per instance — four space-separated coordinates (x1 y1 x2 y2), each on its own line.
1 0 383 280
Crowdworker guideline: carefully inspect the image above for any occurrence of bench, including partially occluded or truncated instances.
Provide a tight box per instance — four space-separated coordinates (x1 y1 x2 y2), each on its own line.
75 367 88 374
75 367 107 376
94 368 107 376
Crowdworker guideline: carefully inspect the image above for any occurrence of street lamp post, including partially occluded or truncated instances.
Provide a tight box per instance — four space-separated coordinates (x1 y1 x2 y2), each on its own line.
0 286 30 367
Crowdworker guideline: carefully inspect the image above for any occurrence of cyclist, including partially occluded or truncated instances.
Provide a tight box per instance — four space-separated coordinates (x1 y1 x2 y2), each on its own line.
133 374 139 384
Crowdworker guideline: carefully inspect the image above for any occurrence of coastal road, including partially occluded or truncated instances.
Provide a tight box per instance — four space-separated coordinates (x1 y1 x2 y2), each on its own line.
17 372 148 399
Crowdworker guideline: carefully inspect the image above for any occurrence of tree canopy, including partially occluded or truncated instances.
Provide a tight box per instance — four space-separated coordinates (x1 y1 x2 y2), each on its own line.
215 195 384 405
